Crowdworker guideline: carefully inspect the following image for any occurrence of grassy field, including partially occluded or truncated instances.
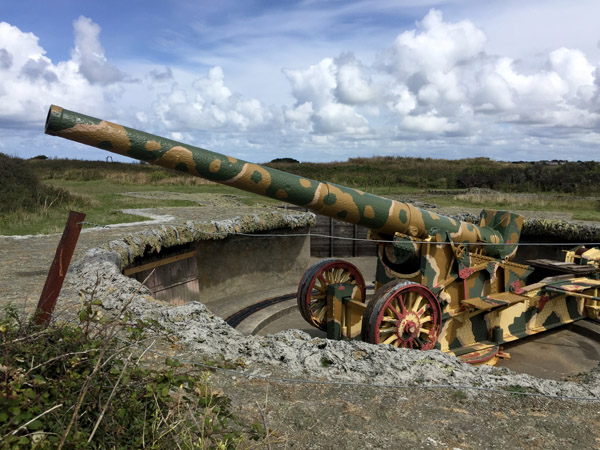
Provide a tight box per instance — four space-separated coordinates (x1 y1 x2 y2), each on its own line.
0 157 281 235
1 155 599 235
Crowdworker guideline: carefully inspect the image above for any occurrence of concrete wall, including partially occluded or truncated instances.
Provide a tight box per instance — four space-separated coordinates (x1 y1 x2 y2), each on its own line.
196 226 311 304
129 226 311 307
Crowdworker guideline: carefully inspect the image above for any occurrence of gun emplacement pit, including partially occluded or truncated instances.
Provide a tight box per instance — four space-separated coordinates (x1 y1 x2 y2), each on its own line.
3 196 600 395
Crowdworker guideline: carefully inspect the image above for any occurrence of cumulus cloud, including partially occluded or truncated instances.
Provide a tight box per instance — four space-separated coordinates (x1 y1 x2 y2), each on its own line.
71 16 126 85
374 9 599 138
148 67 173 83
282 56 371 136
0 48 13 69
155 66 277 132
0 17 127 130
0 21 61 126
1 8 599 161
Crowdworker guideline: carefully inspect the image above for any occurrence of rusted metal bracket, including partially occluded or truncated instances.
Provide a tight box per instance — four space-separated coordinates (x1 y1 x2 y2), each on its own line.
33 210 86 326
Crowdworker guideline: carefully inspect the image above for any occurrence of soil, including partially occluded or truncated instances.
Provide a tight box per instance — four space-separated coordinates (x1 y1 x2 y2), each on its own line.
2 195 600 449
212 369 600 450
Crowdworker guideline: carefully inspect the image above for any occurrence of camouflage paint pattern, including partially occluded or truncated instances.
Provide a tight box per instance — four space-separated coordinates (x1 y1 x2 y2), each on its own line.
45 105 600 362
45 105 522 258
325 284 366 340
566 246 600 274
369 226 598 359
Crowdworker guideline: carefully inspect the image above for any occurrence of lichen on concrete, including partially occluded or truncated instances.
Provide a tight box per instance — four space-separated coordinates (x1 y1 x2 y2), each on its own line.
100 209 315 269
522 218 600 242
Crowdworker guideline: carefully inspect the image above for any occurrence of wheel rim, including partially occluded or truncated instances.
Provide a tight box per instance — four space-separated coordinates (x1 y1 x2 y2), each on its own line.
297 260 366 331
370 282 441 349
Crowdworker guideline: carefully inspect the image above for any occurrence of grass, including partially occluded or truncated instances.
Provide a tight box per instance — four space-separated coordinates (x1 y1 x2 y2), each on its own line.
1 154 599 236
1 180 278 236
0 156 278 235
427 190 600 221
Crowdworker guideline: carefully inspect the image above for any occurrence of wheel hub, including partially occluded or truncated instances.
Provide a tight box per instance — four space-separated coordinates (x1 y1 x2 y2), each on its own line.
396 313 421 342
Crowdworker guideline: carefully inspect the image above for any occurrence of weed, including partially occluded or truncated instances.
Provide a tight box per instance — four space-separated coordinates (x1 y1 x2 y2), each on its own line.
504 385 530 397
320 357 333 367
453 390 468 401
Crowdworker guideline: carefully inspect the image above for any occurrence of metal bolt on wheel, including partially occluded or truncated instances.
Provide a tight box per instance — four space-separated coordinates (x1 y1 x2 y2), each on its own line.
297 259 366 331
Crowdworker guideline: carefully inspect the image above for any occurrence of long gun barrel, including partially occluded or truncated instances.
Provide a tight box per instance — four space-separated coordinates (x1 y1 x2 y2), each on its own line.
45 105 522 258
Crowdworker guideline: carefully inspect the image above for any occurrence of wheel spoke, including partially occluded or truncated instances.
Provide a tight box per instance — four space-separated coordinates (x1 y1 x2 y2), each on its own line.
339 271 351 283
382 334 397 345
368 282 441 349
314 305 326 321
411 295 424 312
311 291 326 300
385 306 401 321
299 260 366 332
333 268 343 282
402 292 414 311
310 299 326 312
317 275 327 288
396 295 407 315
314 284 326 294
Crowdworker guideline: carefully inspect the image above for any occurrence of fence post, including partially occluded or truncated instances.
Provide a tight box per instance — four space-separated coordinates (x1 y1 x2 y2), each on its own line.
33 211 86 326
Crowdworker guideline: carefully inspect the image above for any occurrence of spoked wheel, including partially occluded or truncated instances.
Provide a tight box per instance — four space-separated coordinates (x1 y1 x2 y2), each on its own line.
297 259 366 331
362 280 442 349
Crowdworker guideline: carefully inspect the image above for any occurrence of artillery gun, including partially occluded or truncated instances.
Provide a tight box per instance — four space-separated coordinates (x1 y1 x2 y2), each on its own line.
45 105 600 364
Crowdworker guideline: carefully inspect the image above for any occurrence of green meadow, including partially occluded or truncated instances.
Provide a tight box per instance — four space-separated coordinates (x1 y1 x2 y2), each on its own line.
1 153 599 235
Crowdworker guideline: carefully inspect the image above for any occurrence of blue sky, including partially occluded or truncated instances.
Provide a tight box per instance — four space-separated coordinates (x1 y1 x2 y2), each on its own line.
1 0 600 162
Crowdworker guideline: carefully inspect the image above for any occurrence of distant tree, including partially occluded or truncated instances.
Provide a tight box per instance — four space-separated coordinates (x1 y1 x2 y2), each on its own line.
270 157 300 164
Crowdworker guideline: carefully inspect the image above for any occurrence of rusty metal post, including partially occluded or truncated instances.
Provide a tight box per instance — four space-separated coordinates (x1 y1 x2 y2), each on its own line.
33 211 86 326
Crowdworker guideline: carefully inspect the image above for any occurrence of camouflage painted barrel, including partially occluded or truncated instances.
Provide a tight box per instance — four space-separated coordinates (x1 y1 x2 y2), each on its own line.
45 105 518 256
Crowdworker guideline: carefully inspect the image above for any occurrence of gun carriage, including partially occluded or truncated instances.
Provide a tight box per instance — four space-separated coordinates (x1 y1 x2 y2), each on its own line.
45 105 600 364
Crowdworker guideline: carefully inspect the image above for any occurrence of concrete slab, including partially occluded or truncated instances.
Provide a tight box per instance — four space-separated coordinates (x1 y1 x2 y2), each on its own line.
255 303 327 338
496 321 600 380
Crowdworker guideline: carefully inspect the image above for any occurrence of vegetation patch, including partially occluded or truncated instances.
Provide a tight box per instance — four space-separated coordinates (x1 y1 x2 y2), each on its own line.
268 156 600 194
2 154 599 235
0 296 263 449
0 154 91 216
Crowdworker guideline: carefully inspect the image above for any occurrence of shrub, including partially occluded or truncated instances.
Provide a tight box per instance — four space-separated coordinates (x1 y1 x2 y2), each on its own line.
0 153 82 215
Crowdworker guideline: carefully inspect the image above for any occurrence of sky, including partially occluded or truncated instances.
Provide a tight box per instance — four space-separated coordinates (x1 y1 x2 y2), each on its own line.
1 0 600 163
